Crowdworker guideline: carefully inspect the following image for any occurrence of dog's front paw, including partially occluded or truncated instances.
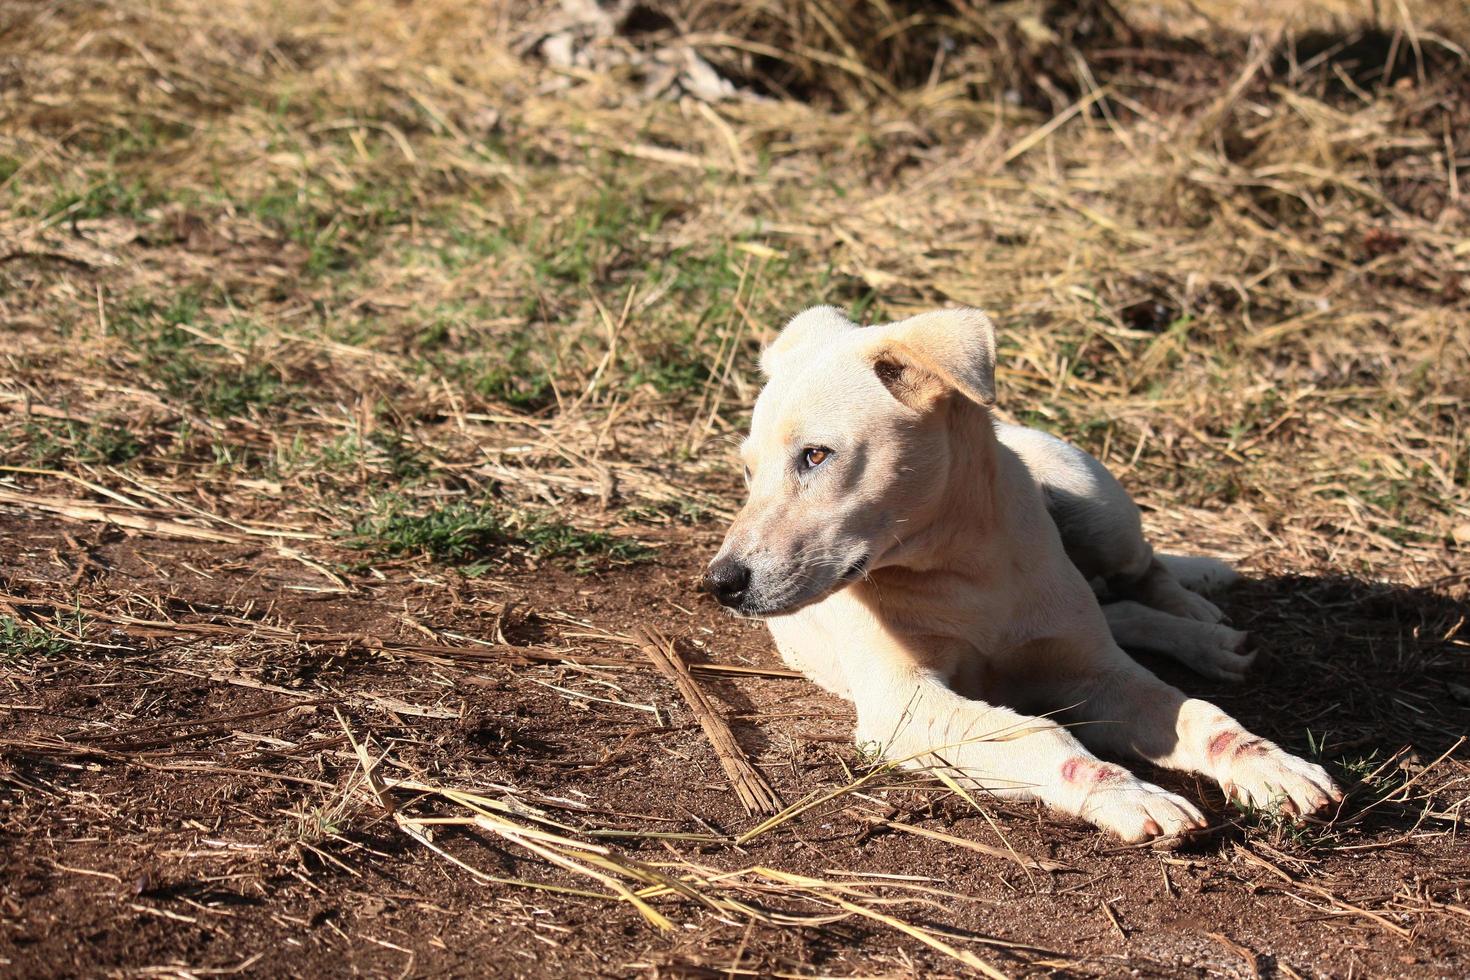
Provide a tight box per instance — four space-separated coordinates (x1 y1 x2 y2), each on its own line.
1216 738 1342 817
1078 778 1210 843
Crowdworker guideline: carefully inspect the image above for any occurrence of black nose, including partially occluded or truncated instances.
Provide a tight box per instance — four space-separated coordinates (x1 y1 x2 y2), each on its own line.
704 557 751 608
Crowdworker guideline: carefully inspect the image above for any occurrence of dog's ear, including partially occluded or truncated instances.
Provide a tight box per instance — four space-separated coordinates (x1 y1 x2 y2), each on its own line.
868 308 997 409
760 306 857 378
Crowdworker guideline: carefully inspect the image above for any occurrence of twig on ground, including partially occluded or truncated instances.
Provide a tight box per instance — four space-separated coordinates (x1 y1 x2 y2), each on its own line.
1207 932 1262 978
848 809 1073 873
635 623 781 816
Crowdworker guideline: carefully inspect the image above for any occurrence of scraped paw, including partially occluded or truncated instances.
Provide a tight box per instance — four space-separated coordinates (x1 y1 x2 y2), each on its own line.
1214 737 1342 817
1081 779 1210 843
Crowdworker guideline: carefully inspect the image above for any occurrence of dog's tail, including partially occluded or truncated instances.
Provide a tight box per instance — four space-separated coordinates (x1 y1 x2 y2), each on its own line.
1155 554 1240 596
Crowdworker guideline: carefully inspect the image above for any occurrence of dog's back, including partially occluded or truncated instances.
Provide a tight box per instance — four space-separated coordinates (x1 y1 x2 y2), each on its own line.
995 422 1152 588
997 422 1238 603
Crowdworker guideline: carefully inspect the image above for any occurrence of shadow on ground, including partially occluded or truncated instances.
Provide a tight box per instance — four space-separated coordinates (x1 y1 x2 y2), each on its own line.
1130 569 1469 839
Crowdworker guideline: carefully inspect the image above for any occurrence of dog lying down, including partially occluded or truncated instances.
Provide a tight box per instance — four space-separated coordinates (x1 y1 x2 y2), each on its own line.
705 306 1341 843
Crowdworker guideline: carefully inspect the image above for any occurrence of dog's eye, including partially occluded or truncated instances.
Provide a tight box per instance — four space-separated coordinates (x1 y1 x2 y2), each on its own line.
802 447 831 469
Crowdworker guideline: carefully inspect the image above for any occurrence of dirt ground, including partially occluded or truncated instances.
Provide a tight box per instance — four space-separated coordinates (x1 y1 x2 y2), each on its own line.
3 0 1469 976
3 508 1468 978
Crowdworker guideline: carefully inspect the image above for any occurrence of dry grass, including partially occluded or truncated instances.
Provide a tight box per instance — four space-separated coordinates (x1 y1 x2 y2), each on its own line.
3 0 1466 564
2 0 1468 974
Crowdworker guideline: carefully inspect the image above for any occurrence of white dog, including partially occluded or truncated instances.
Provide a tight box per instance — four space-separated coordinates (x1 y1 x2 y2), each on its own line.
706 306 1341 842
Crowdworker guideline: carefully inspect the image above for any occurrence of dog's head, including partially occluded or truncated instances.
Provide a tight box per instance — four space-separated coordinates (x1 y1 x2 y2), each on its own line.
705 305 997 617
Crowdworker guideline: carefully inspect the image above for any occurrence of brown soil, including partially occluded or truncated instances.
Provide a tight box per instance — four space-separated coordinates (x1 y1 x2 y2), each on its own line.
2 510 1467 979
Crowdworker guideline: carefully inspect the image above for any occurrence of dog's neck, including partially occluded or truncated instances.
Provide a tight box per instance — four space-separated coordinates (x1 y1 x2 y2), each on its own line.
884 397 1013 573
864 397 1054 631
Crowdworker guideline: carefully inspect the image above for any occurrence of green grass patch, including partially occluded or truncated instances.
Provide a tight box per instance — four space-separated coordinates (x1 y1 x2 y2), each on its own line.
13 123 205 218
0 616 72 661
523 179 671 288
111 293 294 417
516 520 654 571
40 175 160 221
249 177 412 278
431 336 558 412
289 430 432 482
349 500 507 563
23 418 143 468
621 498 712 525
347 497 653 572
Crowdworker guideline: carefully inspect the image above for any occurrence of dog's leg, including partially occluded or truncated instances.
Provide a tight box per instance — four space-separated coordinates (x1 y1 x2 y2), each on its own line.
1103 600 1253 682
1154 554 1239 596
1109 557 1226 624
850 659 1208 842
997 425 1237 616
1054 648 1340 817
